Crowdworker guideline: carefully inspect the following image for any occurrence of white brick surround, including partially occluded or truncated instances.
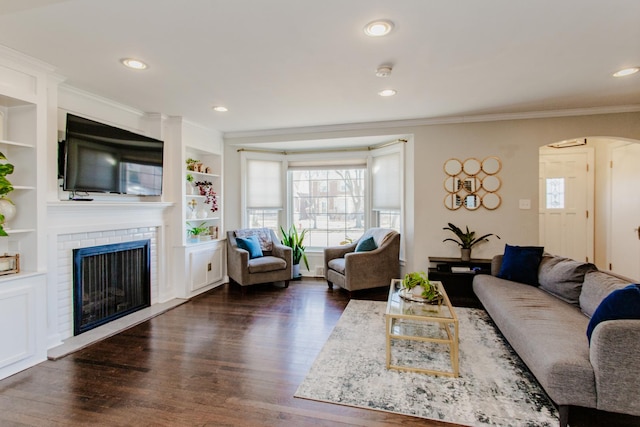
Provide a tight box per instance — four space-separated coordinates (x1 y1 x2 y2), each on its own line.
56 227 159 340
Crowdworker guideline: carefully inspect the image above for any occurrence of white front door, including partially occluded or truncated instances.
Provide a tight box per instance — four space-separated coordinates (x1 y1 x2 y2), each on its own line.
539 146 594 261
610 143 640 280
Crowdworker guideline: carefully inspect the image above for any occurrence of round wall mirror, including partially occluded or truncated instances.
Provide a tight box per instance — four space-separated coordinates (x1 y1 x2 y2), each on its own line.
482 175 501 192
460 176 480 193
444 176 460 193
482 192 501 210
482 156 501 175
444 193 462 210
443 158 463 176
463 158 482 175
464 194 480 210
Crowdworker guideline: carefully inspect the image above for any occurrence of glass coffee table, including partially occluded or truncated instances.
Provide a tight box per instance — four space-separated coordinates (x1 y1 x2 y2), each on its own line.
385 278 459 377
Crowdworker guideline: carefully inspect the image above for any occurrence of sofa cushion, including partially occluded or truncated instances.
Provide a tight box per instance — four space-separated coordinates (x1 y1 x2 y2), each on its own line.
355 236 377 252
327 258 346 275
236 235 263 259
579 271 632 317
496 244 544 286
247 255 286 273
586 284 640 343
538 255 597 305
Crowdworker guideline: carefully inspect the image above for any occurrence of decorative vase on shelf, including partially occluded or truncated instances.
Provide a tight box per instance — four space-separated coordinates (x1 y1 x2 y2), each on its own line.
0 198 16 230
461 248 471 262
196 206 209 219
186 182 195 195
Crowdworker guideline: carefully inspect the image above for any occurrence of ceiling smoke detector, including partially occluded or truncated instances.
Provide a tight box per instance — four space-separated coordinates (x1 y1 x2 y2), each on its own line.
375 65 393 77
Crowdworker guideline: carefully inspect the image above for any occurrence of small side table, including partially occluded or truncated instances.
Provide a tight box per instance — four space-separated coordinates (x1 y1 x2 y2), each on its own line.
427 256 493 308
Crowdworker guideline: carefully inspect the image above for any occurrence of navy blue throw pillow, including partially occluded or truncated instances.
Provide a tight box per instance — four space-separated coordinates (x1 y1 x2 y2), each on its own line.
355 236 377 252
236 235 263 259
496 244 544 286
586 284 640 343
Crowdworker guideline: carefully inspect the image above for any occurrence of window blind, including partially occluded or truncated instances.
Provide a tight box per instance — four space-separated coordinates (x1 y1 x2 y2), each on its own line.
246 159 283 209
372 152 400 210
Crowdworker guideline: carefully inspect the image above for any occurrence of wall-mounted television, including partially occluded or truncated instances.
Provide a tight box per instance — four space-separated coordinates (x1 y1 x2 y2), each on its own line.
61 114 164 196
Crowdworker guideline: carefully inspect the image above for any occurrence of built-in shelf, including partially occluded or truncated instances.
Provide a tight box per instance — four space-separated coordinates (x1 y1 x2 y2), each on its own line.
188 171 220 179
3 228 36 234
0 139 35 149
186 217 220 222
11 185 36 191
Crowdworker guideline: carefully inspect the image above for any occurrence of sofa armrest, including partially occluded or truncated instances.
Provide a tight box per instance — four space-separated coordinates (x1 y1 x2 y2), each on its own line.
324 243 357 278
589 319 640 416
227 243 250 284
491 255 503 276
342 243 399 287
271 243 293 265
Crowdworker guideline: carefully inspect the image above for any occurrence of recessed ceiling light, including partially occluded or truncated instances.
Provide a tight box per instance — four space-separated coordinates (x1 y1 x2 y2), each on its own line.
378 89 397 97
613 67 639 77
212 106 228 112
120 58 148 70
364 20 394 37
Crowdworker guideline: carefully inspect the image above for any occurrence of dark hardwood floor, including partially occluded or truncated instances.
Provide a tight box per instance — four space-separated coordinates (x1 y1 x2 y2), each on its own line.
0 279 637 426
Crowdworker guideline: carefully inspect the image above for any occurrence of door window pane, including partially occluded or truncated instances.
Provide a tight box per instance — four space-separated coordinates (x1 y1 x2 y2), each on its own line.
546 178 565 209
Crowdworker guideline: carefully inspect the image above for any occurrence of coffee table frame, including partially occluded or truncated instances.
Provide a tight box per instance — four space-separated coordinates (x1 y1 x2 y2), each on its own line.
385 279 459 377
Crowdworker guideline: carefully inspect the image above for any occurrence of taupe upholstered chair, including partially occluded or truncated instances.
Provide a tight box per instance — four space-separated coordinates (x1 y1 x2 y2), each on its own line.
227 228 292 291
324 228 400 293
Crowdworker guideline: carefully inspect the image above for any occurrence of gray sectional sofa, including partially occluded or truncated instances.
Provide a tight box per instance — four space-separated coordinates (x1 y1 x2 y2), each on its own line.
473 253 640 427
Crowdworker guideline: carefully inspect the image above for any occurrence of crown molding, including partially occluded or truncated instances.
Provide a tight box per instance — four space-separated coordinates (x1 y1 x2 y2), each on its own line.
0 44 56 74
224 104 640 140
59 84 147 117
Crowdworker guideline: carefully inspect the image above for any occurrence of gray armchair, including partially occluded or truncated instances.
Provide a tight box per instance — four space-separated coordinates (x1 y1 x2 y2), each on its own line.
227 228 292 291
324 228 400 293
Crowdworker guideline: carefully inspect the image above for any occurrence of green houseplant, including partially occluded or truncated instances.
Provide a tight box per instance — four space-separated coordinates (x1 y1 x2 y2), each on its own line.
402 271 441 302
0 152 15 237
280 224 309 276
442 223 500 261
187 222 209 242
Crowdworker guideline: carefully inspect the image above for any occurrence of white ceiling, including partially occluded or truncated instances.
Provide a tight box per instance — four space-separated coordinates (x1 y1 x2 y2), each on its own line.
0 0 639 135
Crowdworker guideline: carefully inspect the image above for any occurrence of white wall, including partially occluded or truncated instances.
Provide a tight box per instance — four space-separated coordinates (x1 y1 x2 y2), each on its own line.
224 111 640 274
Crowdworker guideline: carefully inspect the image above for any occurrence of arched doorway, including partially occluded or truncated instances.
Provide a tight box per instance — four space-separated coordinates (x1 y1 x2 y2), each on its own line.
539 137 640 280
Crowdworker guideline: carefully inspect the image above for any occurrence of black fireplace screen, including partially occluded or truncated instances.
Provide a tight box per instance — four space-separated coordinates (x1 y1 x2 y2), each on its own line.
73 240 151 335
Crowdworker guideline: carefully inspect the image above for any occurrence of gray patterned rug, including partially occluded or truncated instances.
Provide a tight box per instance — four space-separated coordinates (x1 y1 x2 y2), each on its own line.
295 300 558 426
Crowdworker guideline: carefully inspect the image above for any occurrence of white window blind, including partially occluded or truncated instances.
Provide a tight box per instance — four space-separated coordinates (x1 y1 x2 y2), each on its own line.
372 152 400 210
246 159 283 209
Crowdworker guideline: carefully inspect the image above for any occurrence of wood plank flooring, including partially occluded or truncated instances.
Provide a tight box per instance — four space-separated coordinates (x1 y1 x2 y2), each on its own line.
0 279 637 426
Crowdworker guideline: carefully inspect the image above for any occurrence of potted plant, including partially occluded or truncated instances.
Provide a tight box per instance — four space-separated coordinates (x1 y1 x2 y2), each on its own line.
402 271 441 303
187 222 209 243
442 223 500 261
194 181 218 213
280 224 309 278
185 158 199 171
0 152 15 236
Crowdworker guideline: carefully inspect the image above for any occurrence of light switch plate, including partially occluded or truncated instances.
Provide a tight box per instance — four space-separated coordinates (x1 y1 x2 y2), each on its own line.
519 199 531 209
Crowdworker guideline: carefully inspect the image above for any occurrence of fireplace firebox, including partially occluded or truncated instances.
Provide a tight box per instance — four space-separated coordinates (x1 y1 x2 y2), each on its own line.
73 240 151 335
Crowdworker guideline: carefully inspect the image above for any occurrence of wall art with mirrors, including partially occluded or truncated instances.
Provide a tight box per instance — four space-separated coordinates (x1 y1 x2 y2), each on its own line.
443 156 502 210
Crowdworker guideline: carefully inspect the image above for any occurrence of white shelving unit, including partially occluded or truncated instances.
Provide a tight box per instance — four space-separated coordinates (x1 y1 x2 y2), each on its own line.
167 117 225 299
0 49 51 380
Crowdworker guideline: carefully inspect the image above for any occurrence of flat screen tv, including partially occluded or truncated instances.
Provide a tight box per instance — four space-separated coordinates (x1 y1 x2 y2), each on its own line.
62 114 164 196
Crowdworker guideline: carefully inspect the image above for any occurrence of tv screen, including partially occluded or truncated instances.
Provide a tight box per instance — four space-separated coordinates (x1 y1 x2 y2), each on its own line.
63 114 164 196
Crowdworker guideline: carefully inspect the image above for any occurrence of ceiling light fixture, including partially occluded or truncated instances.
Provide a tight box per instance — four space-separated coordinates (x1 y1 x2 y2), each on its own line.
613 67 639 77
120 58 148 70
212 106 228 112
364 20 394 37
375 65 393 77
547 138 587 149
378 89 397 97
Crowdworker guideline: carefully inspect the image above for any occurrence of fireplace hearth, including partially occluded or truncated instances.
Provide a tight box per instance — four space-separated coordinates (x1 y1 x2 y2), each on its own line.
73 240 151 335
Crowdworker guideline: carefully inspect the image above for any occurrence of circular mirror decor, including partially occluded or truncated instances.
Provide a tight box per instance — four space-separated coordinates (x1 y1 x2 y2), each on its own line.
463 158 482 175
463 194 480 210
444 158 463 176
482 192 501 210
444 193 462 210
482 175 502 192
444 176 460 193
481 156 501 175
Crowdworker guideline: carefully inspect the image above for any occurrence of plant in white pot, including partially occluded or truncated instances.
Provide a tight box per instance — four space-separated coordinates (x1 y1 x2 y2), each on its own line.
442 223 500 261
0 152 15 236
401 271 442 303
280 224 309 278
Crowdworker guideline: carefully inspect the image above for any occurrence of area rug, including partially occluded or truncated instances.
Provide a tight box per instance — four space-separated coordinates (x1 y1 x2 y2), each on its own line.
295 300 558 427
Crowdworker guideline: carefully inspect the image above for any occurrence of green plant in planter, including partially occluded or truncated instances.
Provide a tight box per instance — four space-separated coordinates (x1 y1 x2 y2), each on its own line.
187 222 208 237
402 271 440 301
0 152 15 237
185 158 199 171
280 224 309 270
442 223 499 249
186 173 194 183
